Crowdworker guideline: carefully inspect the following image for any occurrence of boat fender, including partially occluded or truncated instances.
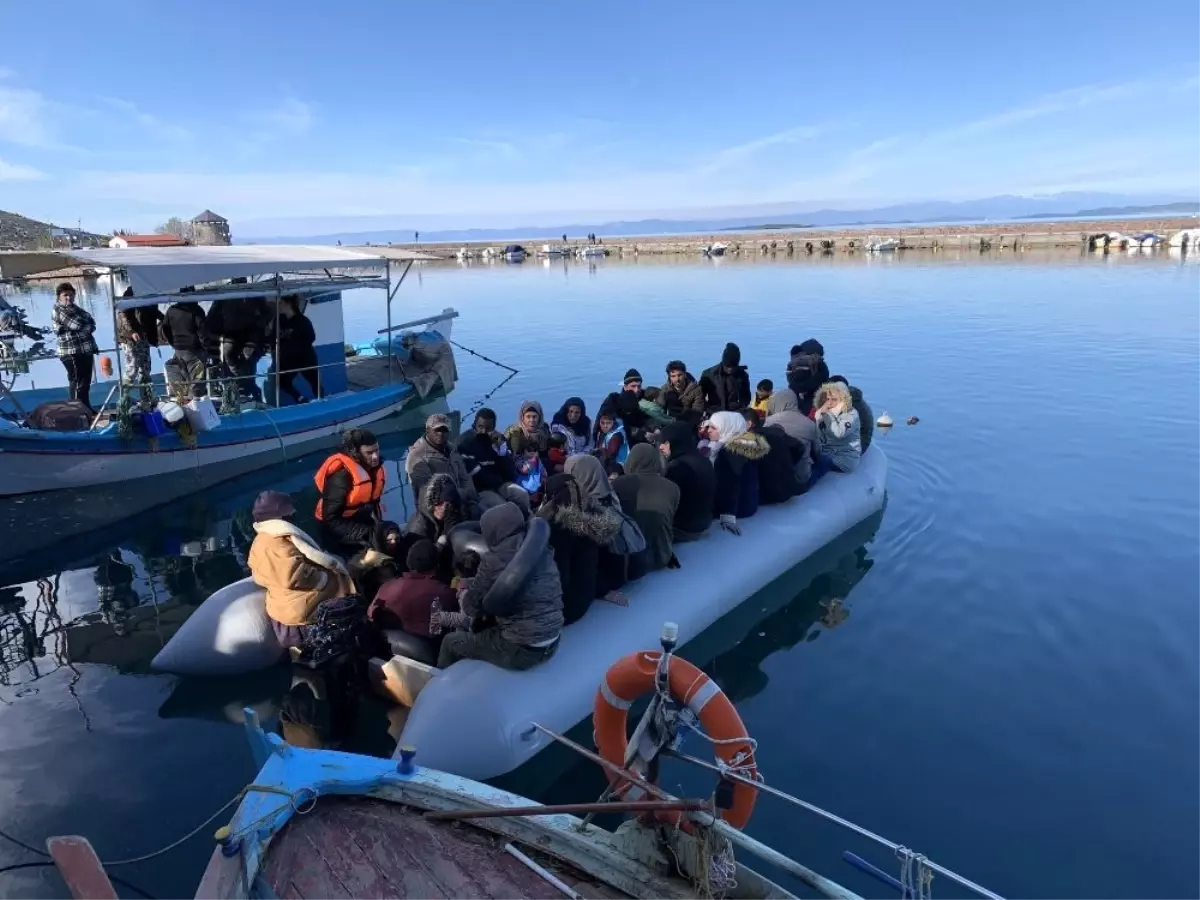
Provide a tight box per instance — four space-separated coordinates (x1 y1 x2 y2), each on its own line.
594 651 760 830
482 517 550 617
448 521 488 560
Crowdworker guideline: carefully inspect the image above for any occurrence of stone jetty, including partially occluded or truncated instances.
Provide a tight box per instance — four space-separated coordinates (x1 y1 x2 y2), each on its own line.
393 216 1198 260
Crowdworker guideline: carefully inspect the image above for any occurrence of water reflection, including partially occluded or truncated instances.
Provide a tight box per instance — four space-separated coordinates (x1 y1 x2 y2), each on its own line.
0 424 427 697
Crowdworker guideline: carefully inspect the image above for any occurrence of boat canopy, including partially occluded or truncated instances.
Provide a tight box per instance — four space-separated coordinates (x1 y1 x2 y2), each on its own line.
0 245 389 297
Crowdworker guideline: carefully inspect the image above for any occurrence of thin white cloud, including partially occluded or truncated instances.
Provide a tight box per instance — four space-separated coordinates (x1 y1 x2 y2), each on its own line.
0 84 56 149
697 124 828 175
257 97 313 136
0 157 44 181
0 68 13 80
100 97 192 143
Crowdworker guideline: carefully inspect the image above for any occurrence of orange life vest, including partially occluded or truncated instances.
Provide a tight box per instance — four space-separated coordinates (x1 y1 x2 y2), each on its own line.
314 452 385 522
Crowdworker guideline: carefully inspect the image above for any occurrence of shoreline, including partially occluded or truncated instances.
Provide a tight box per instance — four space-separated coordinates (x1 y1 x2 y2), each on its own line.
369 216 1198 258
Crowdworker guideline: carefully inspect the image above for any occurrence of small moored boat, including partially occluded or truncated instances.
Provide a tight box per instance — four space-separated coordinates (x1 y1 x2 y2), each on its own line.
503 244 527 262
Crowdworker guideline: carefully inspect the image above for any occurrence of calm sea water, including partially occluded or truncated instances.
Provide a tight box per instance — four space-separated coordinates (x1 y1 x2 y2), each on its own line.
1 251 1197 899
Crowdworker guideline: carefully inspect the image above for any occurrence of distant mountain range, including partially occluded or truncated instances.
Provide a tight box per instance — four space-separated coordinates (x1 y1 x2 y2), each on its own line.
1017 201 1199 219
237 192 1199 245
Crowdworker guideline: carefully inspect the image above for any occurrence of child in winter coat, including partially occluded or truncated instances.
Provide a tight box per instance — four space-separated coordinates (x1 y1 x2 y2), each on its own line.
752 379 773 416
813 381 862 474
592 411 629 476
511 432 547 505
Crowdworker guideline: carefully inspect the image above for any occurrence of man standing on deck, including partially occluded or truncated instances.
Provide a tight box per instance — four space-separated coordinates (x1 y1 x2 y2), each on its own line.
50 282 98 410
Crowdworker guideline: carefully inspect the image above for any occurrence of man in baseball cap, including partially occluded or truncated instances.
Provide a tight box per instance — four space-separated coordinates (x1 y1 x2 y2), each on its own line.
405 412 482 518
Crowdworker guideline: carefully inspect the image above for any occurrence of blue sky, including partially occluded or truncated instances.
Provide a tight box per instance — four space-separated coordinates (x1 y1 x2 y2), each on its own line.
1 0 1196 236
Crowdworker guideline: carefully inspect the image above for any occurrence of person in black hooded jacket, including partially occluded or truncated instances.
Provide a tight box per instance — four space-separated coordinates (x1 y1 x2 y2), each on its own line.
741 408 804 504
537 473 622 625
402 473 465 582
700 343 751 413
786 339 830 415
658 421 716 540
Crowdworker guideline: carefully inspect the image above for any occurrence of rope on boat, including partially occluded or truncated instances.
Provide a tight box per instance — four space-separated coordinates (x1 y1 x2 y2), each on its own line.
447 339 519 415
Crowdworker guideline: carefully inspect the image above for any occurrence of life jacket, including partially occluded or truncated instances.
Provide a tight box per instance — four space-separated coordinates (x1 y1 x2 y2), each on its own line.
314 452 385 521
599 423 630 467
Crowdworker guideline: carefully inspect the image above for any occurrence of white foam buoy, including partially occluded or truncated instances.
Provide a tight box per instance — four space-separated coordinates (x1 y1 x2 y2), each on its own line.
876 412 894 427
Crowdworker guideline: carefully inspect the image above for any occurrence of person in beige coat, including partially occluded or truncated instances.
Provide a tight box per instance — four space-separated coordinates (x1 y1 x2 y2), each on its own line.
247 490 356 649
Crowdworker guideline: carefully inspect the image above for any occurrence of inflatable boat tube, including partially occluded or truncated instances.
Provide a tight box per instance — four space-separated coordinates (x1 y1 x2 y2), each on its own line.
396 444 888 781
151 576 284 675
483 516 550 617
448 521 487 559
150 520 498 677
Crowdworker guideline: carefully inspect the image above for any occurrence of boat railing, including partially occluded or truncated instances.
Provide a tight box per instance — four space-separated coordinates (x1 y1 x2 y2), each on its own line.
377 308 460 335
84 350 408 430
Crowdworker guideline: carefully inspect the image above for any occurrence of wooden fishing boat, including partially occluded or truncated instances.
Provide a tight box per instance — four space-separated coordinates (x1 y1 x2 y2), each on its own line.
0 246 457 564
49 628 1003 900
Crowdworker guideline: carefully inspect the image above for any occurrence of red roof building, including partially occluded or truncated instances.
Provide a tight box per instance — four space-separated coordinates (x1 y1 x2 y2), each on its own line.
108 233 189 249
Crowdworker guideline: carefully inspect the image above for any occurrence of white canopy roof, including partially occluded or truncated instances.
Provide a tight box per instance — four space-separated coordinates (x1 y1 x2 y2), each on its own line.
0 245 389 296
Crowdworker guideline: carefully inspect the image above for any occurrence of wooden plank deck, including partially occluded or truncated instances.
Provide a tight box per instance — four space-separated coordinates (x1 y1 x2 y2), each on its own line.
262 797 627 899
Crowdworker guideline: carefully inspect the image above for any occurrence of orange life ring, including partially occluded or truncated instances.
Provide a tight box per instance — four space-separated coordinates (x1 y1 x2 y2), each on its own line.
593 651 759 830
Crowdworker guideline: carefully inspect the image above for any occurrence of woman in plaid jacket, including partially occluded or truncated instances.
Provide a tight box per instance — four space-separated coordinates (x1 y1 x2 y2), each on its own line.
50 282 99 410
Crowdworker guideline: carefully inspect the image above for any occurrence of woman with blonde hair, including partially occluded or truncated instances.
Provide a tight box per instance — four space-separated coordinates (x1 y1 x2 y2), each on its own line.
813 381 862 476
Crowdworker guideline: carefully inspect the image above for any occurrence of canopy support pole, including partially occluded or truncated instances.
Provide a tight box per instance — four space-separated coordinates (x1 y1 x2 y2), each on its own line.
109 270 124 409
385 259 392 384
273 275 282 408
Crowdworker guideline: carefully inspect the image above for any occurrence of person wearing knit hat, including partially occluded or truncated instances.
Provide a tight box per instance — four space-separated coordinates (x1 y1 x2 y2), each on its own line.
252 489 296 522
369 538 459 639
700 341 751 414
247 489 355 649
597 366 649 446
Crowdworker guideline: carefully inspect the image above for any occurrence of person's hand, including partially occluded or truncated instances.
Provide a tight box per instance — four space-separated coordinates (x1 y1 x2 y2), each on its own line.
130 332 141 342
719 514 741 536
436 534 448 547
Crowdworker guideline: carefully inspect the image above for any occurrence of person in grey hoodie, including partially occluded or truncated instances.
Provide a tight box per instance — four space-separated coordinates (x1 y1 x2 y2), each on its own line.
613 443 681 572
764 389 819 486
437 502 563 670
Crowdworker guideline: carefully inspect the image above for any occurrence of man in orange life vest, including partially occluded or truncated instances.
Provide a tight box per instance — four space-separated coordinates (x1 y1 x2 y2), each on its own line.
314 428 386 557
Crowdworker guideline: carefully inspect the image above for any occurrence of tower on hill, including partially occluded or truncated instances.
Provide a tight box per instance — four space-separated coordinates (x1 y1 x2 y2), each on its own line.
191 210 231 246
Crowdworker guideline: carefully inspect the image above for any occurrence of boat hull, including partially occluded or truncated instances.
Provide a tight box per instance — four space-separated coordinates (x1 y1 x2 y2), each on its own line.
0 390 448 566
398 444 888 780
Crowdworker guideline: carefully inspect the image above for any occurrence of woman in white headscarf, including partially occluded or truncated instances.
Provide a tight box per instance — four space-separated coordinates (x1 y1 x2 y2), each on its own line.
700 411 769 535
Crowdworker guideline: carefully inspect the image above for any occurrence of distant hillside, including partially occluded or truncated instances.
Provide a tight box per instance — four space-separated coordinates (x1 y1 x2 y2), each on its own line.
1019 201 1199 220
241 192 1199 245
0 210 107 250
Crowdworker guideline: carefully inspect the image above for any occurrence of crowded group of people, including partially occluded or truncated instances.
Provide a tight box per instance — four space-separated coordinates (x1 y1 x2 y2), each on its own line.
246 339 874 676
46 283 324 413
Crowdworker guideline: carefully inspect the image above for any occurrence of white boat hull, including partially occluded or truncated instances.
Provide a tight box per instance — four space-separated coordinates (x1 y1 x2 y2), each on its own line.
400 444 888 780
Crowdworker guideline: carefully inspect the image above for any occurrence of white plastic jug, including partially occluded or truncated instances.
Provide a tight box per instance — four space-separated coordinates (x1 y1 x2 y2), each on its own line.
157 400 185 425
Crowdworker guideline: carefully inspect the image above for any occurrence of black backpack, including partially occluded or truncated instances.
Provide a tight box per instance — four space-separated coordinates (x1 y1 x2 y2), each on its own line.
786 352 823 397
